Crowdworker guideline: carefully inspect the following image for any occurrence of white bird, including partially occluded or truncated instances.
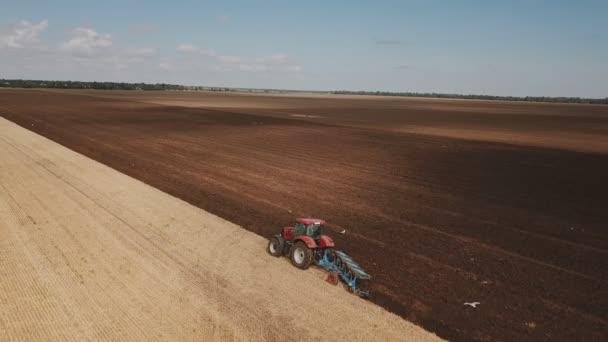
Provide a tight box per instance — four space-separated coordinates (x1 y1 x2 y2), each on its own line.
340 229 346 234
464 302 480 308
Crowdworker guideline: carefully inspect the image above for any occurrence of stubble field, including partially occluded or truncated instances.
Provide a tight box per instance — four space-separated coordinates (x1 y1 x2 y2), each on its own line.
1 89 607 341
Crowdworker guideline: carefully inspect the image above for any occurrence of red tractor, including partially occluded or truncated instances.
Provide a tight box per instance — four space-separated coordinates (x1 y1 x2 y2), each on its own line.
267 218 335 269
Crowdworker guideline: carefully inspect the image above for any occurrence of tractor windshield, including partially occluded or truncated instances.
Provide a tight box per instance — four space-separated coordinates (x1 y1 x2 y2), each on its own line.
294 222 323 239
306 224 323 239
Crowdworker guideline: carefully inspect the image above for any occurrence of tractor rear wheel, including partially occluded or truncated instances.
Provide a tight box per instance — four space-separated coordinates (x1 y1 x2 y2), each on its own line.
289 241 313 269
267 236 284 257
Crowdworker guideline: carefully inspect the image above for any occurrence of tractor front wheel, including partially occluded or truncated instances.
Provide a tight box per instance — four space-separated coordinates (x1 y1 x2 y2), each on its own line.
290 241 313 269
267 236 284 257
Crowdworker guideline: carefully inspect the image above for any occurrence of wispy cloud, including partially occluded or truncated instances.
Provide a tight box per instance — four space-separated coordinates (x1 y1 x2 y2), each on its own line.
256 53 288 65
217 15 230 23
176 44 301 74
393 64 411 70
53 26 157 70
157 62 174 71
177 44 199 53
60 28 112 55
176 44 219 57
218 55 241 64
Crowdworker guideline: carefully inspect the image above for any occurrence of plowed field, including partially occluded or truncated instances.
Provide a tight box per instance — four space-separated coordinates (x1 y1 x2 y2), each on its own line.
1 89 607 341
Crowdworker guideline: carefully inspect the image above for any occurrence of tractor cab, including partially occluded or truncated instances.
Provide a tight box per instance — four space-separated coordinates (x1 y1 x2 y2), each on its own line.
283 218 326 241
294 219 324 239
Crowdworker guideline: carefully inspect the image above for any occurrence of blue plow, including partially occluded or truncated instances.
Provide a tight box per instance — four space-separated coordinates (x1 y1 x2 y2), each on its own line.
317 249 371 297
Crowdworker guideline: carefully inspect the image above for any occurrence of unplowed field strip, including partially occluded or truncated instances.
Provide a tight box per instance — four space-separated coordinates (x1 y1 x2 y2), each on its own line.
1 89 607 341
0 117 440 341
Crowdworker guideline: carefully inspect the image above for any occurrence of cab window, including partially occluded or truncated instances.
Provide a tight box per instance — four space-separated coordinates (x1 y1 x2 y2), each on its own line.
294 222 306 236
306 224 322 238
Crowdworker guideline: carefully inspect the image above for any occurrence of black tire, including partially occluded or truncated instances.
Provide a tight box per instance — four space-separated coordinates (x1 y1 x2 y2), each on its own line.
289 241 313 269
267 236 284 257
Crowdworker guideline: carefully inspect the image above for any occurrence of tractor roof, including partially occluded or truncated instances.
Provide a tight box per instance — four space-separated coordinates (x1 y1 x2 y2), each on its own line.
296 218 325 225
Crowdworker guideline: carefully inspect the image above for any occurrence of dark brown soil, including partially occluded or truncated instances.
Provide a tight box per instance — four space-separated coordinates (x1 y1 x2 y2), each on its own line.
1 89 607 341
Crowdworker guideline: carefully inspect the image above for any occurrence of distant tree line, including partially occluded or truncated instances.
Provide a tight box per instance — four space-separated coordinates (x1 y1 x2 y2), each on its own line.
330 90 608 105
0 79 232 92
1 78 606 104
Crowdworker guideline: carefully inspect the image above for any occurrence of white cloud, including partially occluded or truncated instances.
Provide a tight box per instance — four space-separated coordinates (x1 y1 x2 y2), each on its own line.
218 55 240 64
285 65 302 73
236 63 302 73
157 62 174 70
201 48 218 57
177 43 218 57
174 44 302 74
177 44 199 52
1 21 152 74
1 20 48 49
177 43 242 65
53 28 157 70
257 53 288 65
2 22 304 86
60 28 112 55
249 54 300 73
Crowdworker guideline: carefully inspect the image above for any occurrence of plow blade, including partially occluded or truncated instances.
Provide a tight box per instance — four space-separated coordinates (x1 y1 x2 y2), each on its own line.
317 249 371 297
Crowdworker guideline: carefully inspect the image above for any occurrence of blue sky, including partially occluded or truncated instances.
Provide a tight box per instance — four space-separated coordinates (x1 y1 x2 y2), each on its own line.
1 0 607 97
